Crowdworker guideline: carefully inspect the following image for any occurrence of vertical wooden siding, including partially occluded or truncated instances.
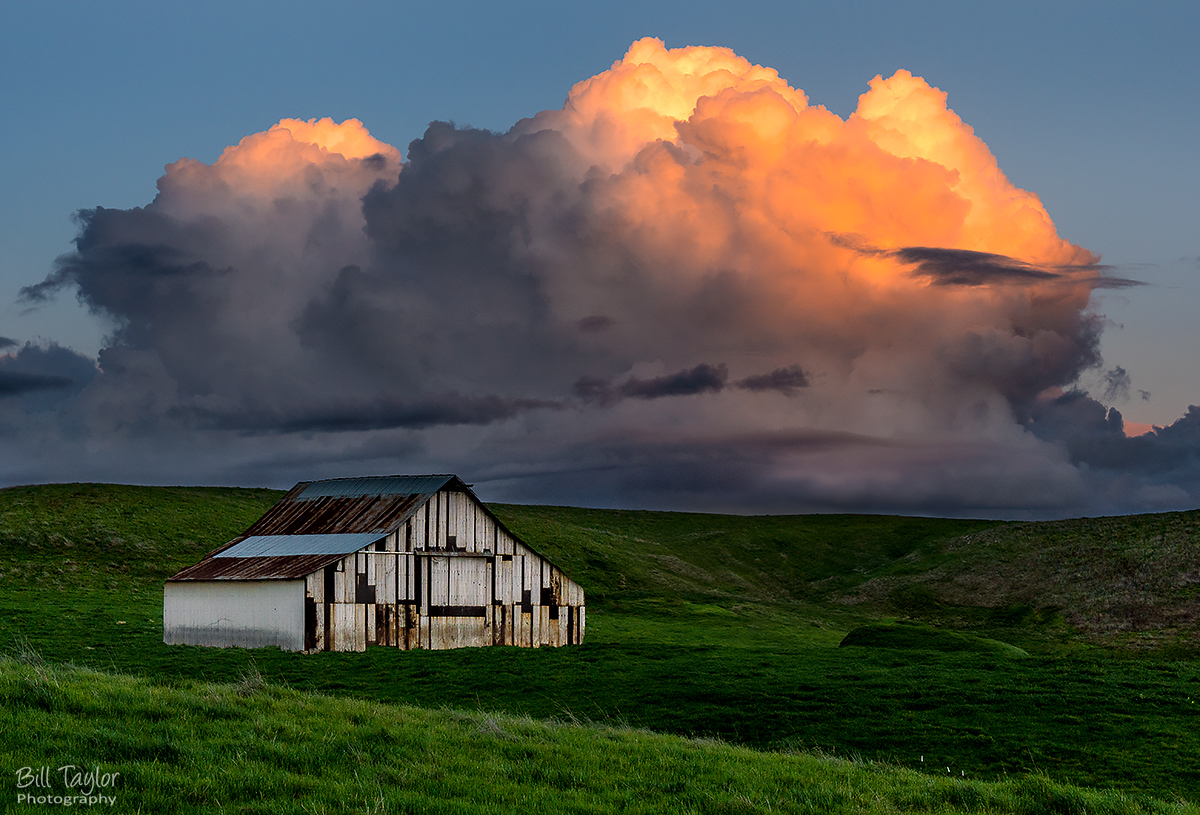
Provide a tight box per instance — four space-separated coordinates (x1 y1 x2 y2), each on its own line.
305 488 583 652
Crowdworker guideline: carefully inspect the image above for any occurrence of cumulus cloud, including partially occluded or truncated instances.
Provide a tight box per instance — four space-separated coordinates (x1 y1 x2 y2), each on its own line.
8 40 1199 516
0 343 99 455
1020 392 1200 512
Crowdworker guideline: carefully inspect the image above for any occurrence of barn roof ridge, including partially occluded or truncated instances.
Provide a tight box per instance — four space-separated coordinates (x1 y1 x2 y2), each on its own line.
290 474 459 500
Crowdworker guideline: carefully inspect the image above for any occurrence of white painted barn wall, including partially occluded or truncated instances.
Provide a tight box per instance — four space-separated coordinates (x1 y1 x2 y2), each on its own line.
164 579 306 651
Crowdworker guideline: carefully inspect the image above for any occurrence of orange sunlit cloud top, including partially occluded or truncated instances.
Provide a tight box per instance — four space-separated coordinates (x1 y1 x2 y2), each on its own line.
518 39 1088 269
154 117 402 215
152 39 1092 288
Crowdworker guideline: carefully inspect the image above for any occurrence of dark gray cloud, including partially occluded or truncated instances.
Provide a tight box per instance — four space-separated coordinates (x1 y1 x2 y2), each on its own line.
470 426 1094 517
0 342 97 402
735 365 810 395
577 315 614 333
1102 365 1132 402
0 337 17 349
572 363 811 406
620 363 728 399
894 247 1061 286
572 364 729 406
569 376 615 405
1018 391 1200 510
936 310 1104 409
206 393 563 434
20 209 230 323
890 246 1144 289
830 237 1144 291
0 370 73 397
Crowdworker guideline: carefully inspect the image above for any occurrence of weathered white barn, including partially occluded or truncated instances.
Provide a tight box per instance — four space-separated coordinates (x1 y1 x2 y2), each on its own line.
164 475 585 652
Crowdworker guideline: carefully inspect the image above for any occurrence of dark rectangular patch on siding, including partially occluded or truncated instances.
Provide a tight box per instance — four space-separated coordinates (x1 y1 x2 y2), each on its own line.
305 597 317 651
376 604 391 647
428 605 487 618
414 554 423 606
501 554 512 562
521 589 532 613
323 564 335 650
356 571 376 605
541 586 554 606
493 605 505 645
548 604 559 620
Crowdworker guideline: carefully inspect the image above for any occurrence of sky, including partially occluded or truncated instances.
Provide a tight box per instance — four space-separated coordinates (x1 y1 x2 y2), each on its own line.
1 1 1197 518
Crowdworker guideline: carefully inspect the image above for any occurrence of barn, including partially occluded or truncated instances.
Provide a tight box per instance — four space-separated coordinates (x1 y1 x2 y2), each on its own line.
163 475 585 652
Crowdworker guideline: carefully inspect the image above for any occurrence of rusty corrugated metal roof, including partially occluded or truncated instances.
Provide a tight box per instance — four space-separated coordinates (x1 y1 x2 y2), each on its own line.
168 553 343 581
215 533 385 558
295 475 454 499
241 492 425 535
167 474 501 583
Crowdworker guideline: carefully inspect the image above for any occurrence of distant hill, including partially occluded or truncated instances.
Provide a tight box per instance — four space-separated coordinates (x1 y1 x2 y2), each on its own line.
495 503 1200 653
493 504 999 603
833 510 1200 652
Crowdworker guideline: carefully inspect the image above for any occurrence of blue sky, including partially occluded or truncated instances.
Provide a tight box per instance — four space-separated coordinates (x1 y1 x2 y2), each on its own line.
0 1 1196 514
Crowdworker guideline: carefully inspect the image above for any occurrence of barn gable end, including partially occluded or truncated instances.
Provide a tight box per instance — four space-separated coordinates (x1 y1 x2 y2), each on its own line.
163 475 585 652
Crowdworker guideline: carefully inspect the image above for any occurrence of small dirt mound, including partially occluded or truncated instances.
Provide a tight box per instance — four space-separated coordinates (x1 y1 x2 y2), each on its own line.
838 621 1029 658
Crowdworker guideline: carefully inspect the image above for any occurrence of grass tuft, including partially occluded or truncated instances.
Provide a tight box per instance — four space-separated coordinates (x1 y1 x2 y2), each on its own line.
235 659 267 697
10 631 46 665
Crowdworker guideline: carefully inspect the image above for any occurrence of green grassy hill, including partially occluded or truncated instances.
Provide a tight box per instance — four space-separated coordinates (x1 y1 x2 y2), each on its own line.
495 503 1200 654
834 512 1200 652
3 656 1192 815
2 483 1199 806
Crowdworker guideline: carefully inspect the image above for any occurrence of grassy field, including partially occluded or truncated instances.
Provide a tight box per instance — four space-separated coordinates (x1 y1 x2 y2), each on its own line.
2 483 1199 809
4 656 1194 815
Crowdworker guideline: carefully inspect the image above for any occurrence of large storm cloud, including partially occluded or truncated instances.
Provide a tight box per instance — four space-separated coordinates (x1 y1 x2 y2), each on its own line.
7 39 1198 516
